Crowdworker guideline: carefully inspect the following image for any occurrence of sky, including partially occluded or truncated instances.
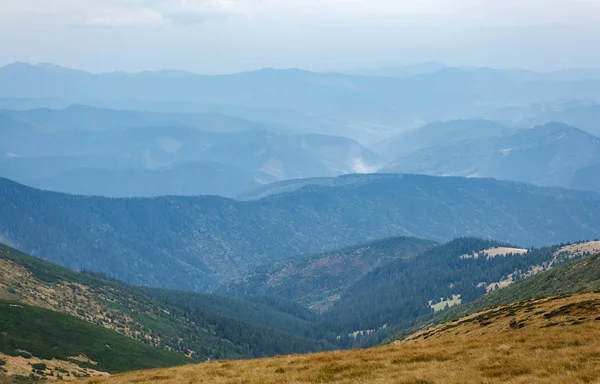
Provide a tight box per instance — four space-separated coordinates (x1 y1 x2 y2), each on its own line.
1 0 600 74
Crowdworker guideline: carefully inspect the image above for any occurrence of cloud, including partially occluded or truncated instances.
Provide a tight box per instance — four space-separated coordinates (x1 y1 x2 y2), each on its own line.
0 0 254 27
82 0 250 27
3 0 600 28
2 0 600 74
85 9 164 27
159 0 254 25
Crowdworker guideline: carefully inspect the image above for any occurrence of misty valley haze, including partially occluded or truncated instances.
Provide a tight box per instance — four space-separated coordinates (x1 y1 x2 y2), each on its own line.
2 2 600 382
1 62 600 198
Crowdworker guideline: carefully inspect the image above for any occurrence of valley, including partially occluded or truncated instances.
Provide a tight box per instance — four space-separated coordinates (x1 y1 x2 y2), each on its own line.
77 292 600 384
1 235 598 383
0 244 337 368
67 248 600 383
221 236 438 312
2 27 600 384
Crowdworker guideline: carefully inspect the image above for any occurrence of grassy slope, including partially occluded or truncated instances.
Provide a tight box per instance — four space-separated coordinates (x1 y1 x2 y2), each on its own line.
0 244 335 361
0 242 321 336
319 238 577 339
0 301 189 373
439 252 600 323
80 293 600 384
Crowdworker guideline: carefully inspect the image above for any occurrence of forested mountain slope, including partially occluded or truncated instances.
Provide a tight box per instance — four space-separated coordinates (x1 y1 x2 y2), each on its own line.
317 238 597 343
438 247 600 323
2 175 600 291
0 244 336 365
222 236 438 312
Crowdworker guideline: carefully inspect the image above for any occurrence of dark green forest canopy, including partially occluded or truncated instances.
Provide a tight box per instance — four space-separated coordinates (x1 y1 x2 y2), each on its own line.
316 238 588 345
221 236 438 309
1 174 599 291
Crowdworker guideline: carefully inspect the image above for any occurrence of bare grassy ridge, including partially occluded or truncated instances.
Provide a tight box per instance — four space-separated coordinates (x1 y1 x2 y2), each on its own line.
0 258 164 348
82 293 600 384
0 352 109 381
0 245 340 362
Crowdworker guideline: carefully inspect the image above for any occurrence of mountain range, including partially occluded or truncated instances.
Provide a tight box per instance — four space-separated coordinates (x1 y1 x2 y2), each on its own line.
1 174 600 293
5 104 600 199
488 99 600 137
2 185 600 382
3 62 600 143
0 106 380 197
380 121 600 193
3 60 600 384
3 63 600 200
374 119 514 159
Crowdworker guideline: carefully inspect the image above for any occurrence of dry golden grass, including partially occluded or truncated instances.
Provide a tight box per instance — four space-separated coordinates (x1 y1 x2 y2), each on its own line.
459 247 528 260
81 293 600 384
0 352 109 381
556 241 600 258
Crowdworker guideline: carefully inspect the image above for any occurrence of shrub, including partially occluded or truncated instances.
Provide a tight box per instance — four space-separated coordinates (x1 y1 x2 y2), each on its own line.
32 363 47 371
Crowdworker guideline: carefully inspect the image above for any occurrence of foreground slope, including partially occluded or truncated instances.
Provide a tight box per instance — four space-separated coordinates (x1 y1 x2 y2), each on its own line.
0 244 334 363
79 293 600 384
0 301 189 380
2 174 600 290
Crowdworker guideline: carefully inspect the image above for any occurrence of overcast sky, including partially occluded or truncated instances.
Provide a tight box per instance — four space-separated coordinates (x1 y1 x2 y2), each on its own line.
1 0 600 73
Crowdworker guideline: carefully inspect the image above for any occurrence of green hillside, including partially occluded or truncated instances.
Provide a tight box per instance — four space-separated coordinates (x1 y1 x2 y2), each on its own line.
439 251 600 323
317 238 593 345
0 244 335 363
0 301 190 374
222 236 437 311
141 289 319 337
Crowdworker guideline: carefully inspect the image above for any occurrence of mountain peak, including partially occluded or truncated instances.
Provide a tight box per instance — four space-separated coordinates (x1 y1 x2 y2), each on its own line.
0 61 35 71
0 62 87 78
534 121 597 139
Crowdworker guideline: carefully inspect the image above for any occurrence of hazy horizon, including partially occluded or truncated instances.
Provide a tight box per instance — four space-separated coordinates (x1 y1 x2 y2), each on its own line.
2 0 600 74
3 60 600 77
